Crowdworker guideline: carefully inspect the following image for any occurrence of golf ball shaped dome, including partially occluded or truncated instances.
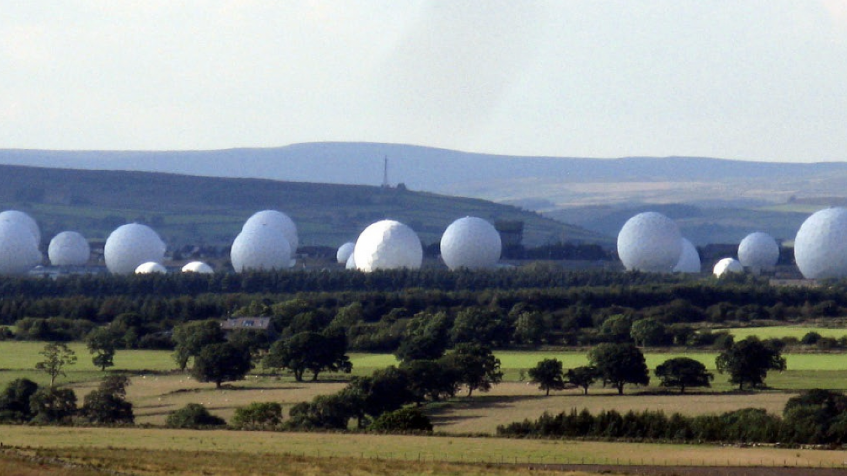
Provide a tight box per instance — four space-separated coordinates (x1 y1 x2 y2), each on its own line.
714 257 743 277
104 223 166 275
617 212 682 272
440 217 501 270
231 226 291 272
135 262 167 274
0 221 41 276
242 210 298 256
673 238 701 273
48 231 90 266
794 207 847 279
181 261 214 273
345 253 357 270
336 242 356 264
738 232 779 271
353 220 422 272
0 210 40 245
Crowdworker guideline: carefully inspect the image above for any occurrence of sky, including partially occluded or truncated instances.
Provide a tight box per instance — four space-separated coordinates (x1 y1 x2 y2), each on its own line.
2 1 847 163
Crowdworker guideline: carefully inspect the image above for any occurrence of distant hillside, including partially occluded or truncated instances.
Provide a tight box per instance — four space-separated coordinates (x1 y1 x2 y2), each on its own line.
0 164 607 249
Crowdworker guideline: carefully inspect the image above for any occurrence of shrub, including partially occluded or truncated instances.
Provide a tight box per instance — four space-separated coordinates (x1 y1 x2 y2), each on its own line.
29 387 77 424
165 403 226 428
231 402 283 430
368 407 433 433
0 378 39 422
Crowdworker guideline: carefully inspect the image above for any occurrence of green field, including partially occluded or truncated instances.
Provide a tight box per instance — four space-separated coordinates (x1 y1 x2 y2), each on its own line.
722 326 847 340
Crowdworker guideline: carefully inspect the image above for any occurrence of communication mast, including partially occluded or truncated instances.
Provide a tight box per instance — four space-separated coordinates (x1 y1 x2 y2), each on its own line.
381 156 390 188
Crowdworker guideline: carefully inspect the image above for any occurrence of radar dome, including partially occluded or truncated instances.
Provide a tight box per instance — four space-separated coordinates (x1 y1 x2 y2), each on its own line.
353 220 422 272
104 224 166 275
794 207 847 279
738 232 779 273
0 210 40 245
135 262 167 274
440 217 501 270
181 261 214 273
231 226 291 272
337 242 356 264
713 257 743 277
0 221 42 276
48 231 90 266
242 210 298 258
617 212 682 272
673 238 701 273
345 253 357 270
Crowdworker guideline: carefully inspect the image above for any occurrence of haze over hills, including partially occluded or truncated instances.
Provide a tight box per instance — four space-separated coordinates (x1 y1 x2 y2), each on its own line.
3 142 847 245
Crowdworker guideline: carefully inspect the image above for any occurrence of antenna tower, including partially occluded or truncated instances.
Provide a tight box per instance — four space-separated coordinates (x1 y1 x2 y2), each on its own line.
382 155 389 188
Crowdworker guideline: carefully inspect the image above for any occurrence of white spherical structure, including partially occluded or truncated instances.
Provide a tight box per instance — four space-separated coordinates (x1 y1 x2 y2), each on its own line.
0 210 40 245
345 253 357 270
48 231 90 266
231 226 291 272
738 232 779 273
617 212 682 272
673 238 701 273
336 242 356 264
0 221 42 276
242 210 298 257
795 208 847 279
181 261 214 274
104 223 166 275
135 262 167 274
714 257 744 277
440 216 501 270
353 220 422 272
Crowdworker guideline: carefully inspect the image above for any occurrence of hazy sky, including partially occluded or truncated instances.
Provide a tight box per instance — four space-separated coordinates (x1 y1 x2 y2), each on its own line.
2 1 847 162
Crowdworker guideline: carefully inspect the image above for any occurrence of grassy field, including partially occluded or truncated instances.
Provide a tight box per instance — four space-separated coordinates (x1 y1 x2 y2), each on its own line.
722 326 847 340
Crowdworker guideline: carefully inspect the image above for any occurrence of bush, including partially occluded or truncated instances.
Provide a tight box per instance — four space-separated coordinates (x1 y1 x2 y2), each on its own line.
165 403 226 428
368 407 433 433
0 378 39 422
29 387 77 424
80 375 133 425
231 402 283 430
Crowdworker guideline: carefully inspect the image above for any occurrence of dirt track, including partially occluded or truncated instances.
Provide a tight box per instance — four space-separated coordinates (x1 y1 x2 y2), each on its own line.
540 464 847 476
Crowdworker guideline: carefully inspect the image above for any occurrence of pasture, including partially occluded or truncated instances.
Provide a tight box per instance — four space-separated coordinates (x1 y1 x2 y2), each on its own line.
721 326 847 341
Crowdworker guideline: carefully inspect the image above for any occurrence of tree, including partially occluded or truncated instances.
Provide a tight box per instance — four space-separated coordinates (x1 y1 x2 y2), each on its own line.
450 308 510 348
172 319 225 370
232 402 283 430
368 406 433 432
263 331 351 381
655 357 713 393
444 343 503 397
395 311 451 362
630 318 667 347
587 343 650 395
565 366 599 395
86 327 119 371
166 403 226 428
191 342 252 388
81 375 134 424
528 358 565 396
35 342 77 388
30 387 77 423
0 378 39 421
716 336 787 390
513 311 546 347
347 366 416 421
400 359 460 403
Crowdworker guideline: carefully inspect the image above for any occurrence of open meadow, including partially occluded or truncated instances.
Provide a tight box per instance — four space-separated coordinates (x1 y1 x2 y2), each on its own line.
721 326 847 341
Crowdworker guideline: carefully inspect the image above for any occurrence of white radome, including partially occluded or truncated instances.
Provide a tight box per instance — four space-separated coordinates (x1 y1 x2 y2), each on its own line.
104 223 166 275
242 210 298 258
440 216 501 270
0 221 42 276
337 242 356 264
794 207 847 279
48 231 90 266
713 257 744 277
231 226 291 272
353 220 422 272
738 232 779 272
135 262 167 274
673 238 701 273
345 253 357 270
617 212 682 272
181 261 214 274
0 210 40 245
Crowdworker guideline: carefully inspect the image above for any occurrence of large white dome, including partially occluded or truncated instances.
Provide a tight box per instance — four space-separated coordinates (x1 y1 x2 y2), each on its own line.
181 261 214 273
104 224 166 275
714 257 744 277
673 238 701 273
135 262 167 274
231 226 292 272
440 216 501 270
617 212 682 272
345 253 357 270
242 210 298 258
353 220 422 272
738 232 779 272
0 221 42 276
336 242 356 264
795 207 847 279
48 231 90 266
0 210 40 245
